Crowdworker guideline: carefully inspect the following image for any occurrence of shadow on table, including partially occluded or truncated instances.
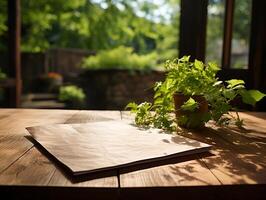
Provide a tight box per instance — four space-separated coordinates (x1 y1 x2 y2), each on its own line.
176 123 266 184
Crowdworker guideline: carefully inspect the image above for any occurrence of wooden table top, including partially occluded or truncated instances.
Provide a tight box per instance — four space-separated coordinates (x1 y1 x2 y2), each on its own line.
0 109 265 200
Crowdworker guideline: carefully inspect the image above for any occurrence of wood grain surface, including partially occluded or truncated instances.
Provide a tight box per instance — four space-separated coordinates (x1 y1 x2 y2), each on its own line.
0 109 265 200
0 109 120 188
120 112 266 187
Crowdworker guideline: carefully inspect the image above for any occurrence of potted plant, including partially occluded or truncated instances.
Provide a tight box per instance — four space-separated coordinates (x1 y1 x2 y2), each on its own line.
127 56 265 130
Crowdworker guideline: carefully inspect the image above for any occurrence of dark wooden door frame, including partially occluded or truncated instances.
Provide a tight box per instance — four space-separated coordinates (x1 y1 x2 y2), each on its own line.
7 0 21 107
248 0 266 89
179 0 208 62
178 0 266 110
248 0 266 110
222 0 235 69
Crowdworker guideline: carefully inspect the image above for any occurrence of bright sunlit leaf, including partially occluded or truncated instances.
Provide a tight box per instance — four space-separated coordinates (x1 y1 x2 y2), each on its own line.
181 97 198 111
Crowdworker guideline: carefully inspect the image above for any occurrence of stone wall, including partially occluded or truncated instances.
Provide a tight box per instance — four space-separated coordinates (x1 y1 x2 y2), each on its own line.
47 48 95 78
79 69 266 111
80 69 165 110
0 48 94 92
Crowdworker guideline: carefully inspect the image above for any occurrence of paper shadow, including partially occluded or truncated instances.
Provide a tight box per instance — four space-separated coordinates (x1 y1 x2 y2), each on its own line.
118 151 213 175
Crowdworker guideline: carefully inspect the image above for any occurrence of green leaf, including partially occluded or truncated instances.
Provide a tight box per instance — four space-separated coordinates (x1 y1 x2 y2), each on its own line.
177 115 188 126
232 84 245 90
223 89 237 100
138 102 152 110
208 62 220 71
125 102 138 111
240 90 266 106
226 79 245 89
153 98 163 105
154 81 162 91
179 55 190 63
194 59 204 70
213 81 223 87
181 97 198 111
248 90 266 101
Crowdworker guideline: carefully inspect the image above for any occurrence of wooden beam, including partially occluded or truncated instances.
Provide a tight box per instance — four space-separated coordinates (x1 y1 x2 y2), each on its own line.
8 0 21 107
248 0 266 111
179 0 208 61
222 0 235 69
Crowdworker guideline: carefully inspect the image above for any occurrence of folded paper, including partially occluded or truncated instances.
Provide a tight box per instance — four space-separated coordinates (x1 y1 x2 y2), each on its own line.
26 121 211 175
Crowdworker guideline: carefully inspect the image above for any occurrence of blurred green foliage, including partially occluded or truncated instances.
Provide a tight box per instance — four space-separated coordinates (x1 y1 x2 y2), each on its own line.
0 0 179 58
0 68 6 103
0 0 7 50
82 46 157 70
0 0 250 68
206 0 251 68
0 68 7 80
59 85 86 108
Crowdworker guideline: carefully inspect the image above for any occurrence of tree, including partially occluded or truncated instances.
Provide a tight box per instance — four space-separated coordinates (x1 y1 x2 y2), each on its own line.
0 0 7 51
0 0 181 65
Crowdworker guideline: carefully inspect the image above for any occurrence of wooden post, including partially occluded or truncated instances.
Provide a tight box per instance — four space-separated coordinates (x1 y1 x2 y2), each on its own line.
222 0 235 69
8 0 21 107
179 0 208 61
248 0 266 111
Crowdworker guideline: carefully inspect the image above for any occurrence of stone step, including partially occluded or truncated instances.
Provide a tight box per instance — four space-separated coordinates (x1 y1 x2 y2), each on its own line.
21 100 65 109
22 93 58 102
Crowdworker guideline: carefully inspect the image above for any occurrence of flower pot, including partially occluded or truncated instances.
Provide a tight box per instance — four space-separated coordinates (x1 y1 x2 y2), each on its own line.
173 93 209 129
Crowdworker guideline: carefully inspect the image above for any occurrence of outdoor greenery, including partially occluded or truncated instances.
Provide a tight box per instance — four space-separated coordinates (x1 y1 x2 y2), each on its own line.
127 56 266 130
206 0 251 68
0 0 177 68
82 46 157 70
0 0 251 68
0 68 6 103
0 0 178 62
0 68 7 80
0 1 7 50
59 85 86 108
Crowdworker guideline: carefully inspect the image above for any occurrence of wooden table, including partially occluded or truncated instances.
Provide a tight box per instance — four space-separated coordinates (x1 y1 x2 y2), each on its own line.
0 109 265 200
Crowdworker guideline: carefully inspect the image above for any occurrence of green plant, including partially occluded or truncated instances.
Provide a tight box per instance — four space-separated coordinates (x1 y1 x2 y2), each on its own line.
82 46 157 70
126 56 265 131
0 68 7 103
59 85 86 108
0 68 7 81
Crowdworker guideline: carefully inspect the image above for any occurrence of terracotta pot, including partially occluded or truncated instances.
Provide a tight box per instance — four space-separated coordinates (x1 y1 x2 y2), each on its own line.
173 93 209 129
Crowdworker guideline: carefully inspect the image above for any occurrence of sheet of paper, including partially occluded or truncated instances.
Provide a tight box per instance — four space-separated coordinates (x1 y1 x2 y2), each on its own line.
26 121 211 175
